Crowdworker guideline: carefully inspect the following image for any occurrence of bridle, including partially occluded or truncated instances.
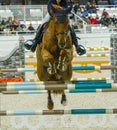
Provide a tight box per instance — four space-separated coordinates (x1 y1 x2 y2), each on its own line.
53 16 69 37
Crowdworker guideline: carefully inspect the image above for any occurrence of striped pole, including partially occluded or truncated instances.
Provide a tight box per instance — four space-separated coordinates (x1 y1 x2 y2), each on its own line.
2 88 117 94
0 79 116 87
26 53 110 58
0 108 117 116
86 47 112 51
72 65 117 70
0 65 117 73
25 61 110 67
26 77 110 82
1 83 117 91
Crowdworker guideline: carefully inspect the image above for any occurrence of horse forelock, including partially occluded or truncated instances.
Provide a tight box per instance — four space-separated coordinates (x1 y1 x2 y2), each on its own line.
55 15 67 23
53 12 69 23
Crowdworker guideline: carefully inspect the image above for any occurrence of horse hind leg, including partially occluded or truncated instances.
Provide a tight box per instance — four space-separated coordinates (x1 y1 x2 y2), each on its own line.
47 90 54 110
61 91 67 106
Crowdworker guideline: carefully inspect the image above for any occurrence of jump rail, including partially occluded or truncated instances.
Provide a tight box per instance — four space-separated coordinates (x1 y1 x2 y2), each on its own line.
0 108 117 116
0 79 116 86
0 65 117 73
1 82 117 91
26 77 110 82
2 88 117 94
25 53 110 58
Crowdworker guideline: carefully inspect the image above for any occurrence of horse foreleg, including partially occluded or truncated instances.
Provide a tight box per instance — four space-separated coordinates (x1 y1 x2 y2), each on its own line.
42 49 56 75
47 62 56 75
47 90 54 110
61 91 67 106
57 50 67 72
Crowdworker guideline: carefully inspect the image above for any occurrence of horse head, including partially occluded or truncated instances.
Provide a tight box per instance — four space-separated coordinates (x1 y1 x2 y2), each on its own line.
51 4 72 48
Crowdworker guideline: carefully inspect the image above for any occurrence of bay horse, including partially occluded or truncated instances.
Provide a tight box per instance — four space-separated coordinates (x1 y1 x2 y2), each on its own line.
36 4 73 110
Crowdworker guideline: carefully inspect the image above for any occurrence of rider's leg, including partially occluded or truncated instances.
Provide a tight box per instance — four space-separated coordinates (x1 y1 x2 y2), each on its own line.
24 24 43 52
69 25 86 55
24 13 50 52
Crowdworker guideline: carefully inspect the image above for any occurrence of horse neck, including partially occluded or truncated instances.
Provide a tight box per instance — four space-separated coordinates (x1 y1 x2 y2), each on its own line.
47 20 56 35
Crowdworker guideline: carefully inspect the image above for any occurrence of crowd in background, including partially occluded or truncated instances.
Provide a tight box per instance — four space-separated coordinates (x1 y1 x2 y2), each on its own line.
0 15 35 35
0 1 117 35
72 1 117 28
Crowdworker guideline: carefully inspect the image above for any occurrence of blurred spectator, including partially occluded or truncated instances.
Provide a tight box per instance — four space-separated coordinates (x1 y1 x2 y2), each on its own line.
102 9 109 17
0 24 4 34
1 17 8 26
111 15 117 27
73 2 81 13
74 8 82 22
85 2 91 12
21 24 27 31
99 15 105 25
84 16 91 24
81 8 89 18
27 23 35 31
89 15 99 24
12 16 20 30
67 0 74 6
6 17 13 29
88 3 97 14
95 14 100 23
100 14 112 26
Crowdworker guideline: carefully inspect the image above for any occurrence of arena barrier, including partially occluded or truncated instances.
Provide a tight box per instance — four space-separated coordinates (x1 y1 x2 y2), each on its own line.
0 108 117 116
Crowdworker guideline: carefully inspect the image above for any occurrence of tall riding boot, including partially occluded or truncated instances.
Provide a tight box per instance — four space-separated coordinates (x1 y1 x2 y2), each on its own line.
70 25 86 55
24 24 43 52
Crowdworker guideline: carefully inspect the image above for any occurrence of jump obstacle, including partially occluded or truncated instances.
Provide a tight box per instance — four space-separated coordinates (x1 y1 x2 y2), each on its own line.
25 53 110 58
2 88 117 94
25 60 110 67
0 108 117 116
0 65 117 73
0 35 117 117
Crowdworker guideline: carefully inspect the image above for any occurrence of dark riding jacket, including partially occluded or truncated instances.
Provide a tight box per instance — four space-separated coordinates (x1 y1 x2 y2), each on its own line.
47 0 69 15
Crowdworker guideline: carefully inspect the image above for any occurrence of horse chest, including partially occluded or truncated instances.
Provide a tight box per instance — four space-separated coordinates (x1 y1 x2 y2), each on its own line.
49 46 60 56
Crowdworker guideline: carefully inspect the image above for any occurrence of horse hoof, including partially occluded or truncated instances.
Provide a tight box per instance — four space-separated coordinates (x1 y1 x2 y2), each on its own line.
61 100 67 106
47 68 56 75
57 64 67 72
47 101 54 110
61 95 67 106
47 97 54 110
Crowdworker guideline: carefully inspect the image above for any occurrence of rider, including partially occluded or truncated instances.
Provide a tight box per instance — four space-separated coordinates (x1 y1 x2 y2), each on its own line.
24 0 86 55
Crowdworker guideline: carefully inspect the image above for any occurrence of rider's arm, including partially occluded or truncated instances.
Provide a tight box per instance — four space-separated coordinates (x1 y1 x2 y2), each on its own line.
47 0 55 15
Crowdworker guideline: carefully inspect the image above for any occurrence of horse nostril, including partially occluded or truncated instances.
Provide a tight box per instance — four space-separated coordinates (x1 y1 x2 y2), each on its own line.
58 42 66 48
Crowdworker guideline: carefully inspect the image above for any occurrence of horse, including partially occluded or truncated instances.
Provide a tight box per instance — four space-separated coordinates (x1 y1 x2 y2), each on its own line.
36 4 73 110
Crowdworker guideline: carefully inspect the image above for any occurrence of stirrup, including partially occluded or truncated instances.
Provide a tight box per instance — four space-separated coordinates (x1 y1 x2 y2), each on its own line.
24 40 34 50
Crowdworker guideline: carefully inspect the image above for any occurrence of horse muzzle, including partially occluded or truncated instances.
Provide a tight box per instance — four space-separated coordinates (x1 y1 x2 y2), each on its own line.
58 42 66 49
